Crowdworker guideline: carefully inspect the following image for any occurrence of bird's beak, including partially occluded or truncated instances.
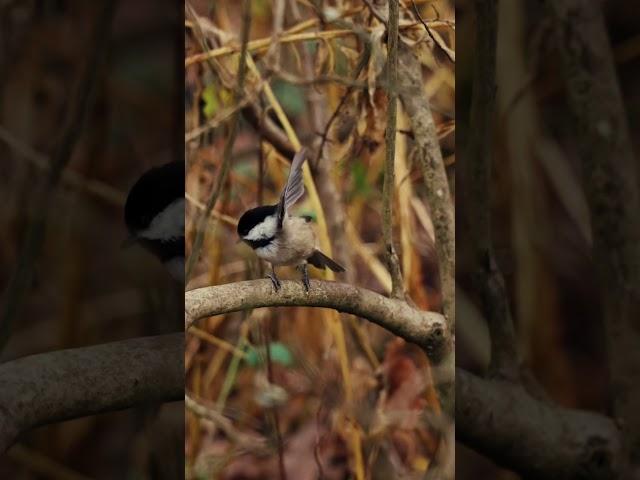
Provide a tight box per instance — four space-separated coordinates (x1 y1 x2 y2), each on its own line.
121 235 138 249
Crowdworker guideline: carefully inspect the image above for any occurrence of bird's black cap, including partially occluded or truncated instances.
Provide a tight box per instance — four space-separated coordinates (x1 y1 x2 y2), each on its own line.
124 161 184 234
237 204 277 237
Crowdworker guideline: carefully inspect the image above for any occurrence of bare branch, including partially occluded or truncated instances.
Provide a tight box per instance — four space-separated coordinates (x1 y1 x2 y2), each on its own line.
382 0 406 299
363 0 388 25
410 0 455 63
185 393 267 451
0 126 125 208
464 0 519 379
0 334 183 453
397 45 455 326
185 280 450 360
242 104 296 159
457 368 622 479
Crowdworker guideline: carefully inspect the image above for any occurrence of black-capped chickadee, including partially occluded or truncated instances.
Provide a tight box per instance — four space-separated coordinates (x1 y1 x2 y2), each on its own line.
124 161 185 282
237 148 344 291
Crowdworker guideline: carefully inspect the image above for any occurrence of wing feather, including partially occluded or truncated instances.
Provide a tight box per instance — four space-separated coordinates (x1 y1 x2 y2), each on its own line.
276 148 307 229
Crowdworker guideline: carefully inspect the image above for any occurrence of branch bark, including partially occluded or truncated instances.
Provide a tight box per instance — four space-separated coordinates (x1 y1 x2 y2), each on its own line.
545 0 640 472
0 333 183 453
382 0 405 299
185 280 450 360
397 43 455 326
456 368 622 479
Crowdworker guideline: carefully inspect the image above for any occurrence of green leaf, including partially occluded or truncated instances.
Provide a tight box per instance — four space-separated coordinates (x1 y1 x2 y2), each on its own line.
202 84 219 119
244 342 294 368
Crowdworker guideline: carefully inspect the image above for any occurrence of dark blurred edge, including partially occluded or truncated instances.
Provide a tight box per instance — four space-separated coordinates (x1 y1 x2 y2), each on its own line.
457 0 640 479
0 1 184 479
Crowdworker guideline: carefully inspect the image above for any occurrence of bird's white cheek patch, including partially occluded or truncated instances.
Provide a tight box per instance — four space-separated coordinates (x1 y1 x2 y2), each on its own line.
139 198 185 240
245 214 277 241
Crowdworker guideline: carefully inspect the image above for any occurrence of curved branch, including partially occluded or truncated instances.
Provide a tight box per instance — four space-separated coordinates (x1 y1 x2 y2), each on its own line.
185 280 450 359
457 368 622 479
0 333 183 453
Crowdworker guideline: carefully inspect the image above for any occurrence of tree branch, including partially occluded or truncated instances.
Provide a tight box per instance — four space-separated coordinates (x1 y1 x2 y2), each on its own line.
465 0 519 379
456 368 622 479
382 0 406 299
185 280 450 360
0 333 183 453
397 44 455 326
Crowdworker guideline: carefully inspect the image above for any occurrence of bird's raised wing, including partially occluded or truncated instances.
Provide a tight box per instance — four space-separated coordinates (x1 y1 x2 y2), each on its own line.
276 148 307 229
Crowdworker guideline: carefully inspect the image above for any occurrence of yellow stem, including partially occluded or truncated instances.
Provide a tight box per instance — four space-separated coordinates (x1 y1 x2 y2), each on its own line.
190 326 247 358
186 21 453 66
245 53 362 478
187 29 352 66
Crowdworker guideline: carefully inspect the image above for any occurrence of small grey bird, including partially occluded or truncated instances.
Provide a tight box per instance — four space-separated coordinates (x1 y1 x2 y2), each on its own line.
236 148 344 291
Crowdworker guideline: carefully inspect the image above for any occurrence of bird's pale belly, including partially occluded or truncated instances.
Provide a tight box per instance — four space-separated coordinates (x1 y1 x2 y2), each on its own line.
255 218 316 266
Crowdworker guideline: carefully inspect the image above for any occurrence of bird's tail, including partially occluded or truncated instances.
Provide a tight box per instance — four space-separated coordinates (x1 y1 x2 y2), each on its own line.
307 250 345 272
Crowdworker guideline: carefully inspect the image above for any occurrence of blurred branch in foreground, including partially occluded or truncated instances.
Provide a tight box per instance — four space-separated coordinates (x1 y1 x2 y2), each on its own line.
0 334 183 453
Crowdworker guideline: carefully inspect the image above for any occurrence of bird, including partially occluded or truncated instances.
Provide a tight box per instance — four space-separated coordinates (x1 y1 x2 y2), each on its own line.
124 161 185 282
236 148 344 292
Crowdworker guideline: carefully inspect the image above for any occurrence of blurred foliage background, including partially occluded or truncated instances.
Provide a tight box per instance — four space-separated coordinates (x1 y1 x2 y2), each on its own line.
185 0 454 478
0 1 182 478
456 0 640 477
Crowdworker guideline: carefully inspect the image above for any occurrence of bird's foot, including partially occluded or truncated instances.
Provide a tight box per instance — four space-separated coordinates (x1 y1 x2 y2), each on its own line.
299 263 310 292
267 271 282 292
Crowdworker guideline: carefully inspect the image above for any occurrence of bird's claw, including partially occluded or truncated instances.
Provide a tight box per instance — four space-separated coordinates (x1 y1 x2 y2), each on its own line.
300 263 310 292
267 271 281 292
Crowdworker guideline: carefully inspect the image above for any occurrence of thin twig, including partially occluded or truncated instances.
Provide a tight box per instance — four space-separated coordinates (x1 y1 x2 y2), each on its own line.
185 21 453 65
312 38 371 168
270 68 368 89
185 0 252 281
262 318 287 480
0 126 125 207
267 0 286 69
383 0 405 299
0 0 119 352
185 392 268 451
410 0 455 63
363 0 388 25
